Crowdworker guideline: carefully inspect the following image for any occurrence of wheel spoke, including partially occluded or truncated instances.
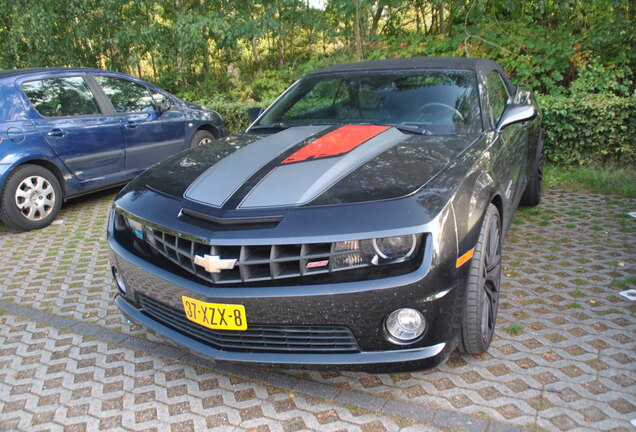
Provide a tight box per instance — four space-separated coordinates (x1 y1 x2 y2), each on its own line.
32 176 44 191
486 251 501 270
15 189 30 201
40 185 54 196
21 203 34 218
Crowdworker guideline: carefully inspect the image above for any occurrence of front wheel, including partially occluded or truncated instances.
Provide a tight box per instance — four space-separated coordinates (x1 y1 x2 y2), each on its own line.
189 130 217 147
0 164 63 231
459 204 502 354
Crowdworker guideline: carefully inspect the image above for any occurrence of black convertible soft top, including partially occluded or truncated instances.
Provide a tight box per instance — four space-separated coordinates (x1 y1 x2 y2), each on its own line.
308 56 513 91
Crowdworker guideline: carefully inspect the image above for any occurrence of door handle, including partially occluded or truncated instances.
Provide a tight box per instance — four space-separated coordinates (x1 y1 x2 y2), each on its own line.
47 128 67 137
125 121 138 129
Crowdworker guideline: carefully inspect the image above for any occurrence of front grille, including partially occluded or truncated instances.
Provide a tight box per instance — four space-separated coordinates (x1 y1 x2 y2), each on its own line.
139 295 360 353
144 227 369 284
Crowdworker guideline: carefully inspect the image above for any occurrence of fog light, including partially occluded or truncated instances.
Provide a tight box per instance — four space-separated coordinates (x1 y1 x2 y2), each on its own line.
112 268 127 295
385 308 426 343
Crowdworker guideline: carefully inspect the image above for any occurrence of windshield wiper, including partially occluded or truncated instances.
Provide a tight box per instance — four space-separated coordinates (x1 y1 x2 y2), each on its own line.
249 123 293 131
366 123 432 135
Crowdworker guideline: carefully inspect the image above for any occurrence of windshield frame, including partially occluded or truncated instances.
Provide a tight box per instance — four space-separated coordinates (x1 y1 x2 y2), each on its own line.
247 68 483 135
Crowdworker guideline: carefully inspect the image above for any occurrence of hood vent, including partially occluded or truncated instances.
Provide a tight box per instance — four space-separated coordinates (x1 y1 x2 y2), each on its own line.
178 208 282 230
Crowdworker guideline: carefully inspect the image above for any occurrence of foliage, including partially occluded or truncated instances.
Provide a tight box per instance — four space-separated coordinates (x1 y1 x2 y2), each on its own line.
541 93 635 166
540 62 635 166
1 0 632 99
543 164 636 198
0 0 634 165
192 98 266 134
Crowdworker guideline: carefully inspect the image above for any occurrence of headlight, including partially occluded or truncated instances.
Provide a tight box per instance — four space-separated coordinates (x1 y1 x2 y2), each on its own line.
332 234 421 270
371 235 417 261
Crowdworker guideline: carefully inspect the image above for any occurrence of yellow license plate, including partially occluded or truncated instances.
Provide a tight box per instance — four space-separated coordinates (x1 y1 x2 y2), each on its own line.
182 296 248 331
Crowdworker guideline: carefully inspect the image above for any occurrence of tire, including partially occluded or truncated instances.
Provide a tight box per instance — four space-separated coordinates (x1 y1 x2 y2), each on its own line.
189 130 217 147
0 164 63 231
520 138 544 206
458 204 502 354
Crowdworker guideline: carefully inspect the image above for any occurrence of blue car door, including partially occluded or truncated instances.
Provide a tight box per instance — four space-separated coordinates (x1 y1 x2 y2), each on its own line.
92 76 186 171
21 76 125 181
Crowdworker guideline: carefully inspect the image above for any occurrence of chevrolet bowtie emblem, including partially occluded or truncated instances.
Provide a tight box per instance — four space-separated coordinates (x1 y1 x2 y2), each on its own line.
194 254 237 273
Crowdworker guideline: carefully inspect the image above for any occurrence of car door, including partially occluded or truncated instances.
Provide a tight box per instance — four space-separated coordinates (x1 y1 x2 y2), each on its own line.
21 76 125 181
92 75 186 171
485 71 528 214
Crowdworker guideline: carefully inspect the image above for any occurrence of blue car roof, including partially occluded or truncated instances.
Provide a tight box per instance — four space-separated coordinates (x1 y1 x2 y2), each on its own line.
0 67 125 81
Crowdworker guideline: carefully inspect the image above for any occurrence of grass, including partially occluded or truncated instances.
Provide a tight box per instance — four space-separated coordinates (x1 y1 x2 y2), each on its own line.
544 164 636 198
611 278 636 290
502 323 524 335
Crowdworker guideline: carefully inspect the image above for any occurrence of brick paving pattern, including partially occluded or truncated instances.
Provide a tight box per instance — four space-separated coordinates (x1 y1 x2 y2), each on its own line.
0 187 634 431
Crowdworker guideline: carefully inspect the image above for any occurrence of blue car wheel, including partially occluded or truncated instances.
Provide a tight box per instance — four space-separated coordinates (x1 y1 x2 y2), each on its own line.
0 164 63 231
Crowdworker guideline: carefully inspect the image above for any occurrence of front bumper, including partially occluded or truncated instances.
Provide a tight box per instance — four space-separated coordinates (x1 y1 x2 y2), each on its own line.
109 228 464 372
115 294 451 372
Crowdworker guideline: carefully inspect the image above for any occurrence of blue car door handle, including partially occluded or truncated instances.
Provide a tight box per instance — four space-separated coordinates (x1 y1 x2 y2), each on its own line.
47 128 67 137
125 121 138 129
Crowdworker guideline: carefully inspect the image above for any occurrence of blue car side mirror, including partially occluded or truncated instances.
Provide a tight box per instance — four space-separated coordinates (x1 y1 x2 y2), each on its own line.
248 107 265 123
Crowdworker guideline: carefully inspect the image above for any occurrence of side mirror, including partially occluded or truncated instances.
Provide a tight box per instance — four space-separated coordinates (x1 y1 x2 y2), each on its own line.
158 99 172 113
248 107 265 123
496 104 536 132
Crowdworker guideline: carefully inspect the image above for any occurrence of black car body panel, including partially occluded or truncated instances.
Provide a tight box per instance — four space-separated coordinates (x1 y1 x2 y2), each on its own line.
108 57 542 371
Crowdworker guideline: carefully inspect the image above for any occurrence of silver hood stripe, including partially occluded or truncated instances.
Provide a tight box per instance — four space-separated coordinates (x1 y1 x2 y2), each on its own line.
184 125 330 207
239 127 407 208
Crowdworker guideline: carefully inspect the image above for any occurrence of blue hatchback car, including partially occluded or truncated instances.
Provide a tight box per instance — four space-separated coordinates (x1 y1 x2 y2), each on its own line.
0 68 227 231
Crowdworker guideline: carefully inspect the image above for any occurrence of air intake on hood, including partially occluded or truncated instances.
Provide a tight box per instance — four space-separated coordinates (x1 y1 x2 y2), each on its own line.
178 208 283 230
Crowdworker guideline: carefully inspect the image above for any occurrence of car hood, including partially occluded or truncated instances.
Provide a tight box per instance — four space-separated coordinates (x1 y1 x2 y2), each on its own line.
183 101 207 111
128 125 479 210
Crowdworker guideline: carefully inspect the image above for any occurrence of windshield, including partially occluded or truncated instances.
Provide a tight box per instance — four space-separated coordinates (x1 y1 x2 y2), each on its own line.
254 70 481 134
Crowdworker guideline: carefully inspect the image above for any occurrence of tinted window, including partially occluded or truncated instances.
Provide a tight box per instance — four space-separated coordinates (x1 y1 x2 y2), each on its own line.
258 70 481 134
486 72 509 124
22 77 100 117
95 76 156 113
282 80 348 120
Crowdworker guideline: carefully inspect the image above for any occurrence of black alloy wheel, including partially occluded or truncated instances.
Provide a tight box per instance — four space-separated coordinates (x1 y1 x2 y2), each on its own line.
459 203 502 354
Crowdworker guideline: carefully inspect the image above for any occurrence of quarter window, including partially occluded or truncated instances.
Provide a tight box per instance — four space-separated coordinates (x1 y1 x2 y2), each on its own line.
486 72 509 125
95 76 156 113
22 77 100 117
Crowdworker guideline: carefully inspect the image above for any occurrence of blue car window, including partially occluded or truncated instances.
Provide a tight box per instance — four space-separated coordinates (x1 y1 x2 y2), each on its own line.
22 77 101 117
94 76 156 113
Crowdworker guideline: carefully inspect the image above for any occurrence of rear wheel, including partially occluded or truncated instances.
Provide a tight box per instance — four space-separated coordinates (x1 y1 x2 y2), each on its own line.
520 138 544 206
0 164 63 231
189 130 217 147
459 204 502 354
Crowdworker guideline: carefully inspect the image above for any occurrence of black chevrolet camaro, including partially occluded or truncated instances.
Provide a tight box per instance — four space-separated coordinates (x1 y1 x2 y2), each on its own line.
108 57 543 372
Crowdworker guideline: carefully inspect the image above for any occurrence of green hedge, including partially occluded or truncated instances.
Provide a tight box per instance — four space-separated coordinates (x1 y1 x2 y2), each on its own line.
540 94 636 166
193 99 268 134
195 94 635 167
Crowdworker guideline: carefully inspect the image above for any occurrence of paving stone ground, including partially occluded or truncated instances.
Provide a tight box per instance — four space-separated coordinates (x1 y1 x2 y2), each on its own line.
0 187 634 431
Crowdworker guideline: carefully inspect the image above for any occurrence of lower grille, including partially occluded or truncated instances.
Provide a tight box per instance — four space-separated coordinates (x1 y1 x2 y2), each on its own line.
139 295 360 353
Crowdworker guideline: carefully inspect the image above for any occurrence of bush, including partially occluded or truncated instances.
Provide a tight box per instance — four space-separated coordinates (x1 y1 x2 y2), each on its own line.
192 98 269 134
540 93 635 166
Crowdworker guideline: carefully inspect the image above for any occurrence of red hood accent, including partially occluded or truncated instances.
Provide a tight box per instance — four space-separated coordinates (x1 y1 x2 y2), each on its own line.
282 125 390 164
